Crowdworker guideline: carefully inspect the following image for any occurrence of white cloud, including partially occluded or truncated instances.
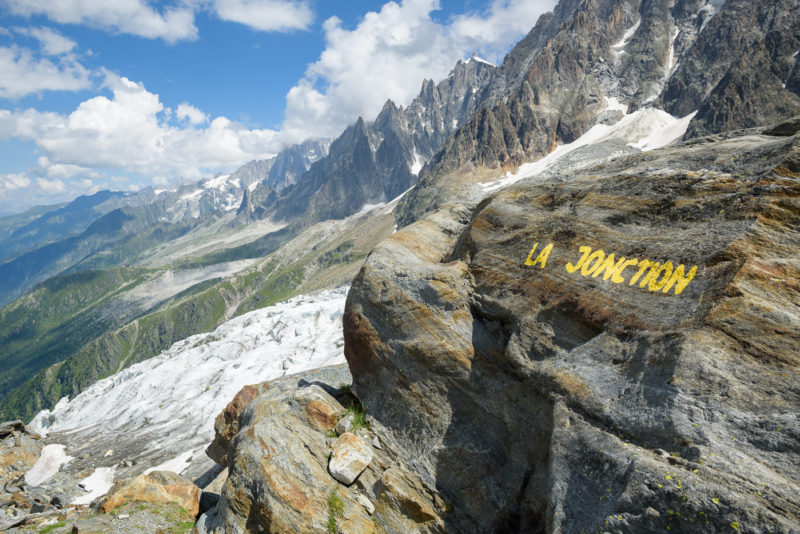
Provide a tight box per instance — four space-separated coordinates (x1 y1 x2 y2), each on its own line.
36 177 66 193
15 26 77 55
449 0 553 58
3 0 315 42
279 0 555 142
3 0 198 43
176 102 209 125
0 73 280 190
212 0 313 32
0 172 31 196
0 45 92 98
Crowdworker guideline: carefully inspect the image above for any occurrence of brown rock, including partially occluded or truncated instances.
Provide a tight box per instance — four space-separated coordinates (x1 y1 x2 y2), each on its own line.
101 471 200 517
198 365 444 533
205 384 267 466
377 468 438 523
345 128 800 532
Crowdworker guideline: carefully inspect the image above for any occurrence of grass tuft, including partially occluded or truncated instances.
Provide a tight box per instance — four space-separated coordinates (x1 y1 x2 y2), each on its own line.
37 523 67 534
327 488 345 533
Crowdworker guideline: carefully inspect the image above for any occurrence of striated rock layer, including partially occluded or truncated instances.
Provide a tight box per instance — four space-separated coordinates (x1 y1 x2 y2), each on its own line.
344 120 800 533
198 365 446 533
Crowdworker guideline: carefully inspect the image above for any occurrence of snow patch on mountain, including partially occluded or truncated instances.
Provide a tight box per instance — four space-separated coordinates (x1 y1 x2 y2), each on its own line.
466 55 496 67
73 467 116 506
613 19 640 51
480 107 696 192
25 445 73 486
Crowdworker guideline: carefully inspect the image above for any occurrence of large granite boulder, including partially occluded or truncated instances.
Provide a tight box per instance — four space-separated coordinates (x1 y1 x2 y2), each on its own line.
197 365 445 533
344 121 800 533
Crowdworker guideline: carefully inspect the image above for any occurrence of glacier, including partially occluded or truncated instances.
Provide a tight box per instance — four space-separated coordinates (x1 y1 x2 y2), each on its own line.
28 287 348 495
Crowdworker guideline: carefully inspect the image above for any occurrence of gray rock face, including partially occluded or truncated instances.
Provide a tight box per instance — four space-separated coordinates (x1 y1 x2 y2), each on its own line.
397 0 800 227
265 138 331 193
344 122 800 533
0 421 41 487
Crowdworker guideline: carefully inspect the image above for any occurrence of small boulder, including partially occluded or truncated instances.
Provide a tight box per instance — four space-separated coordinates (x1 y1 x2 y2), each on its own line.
328 433 372 485
101 470 200 517
334 412 355 435
356 493 375 515
305 400 341 431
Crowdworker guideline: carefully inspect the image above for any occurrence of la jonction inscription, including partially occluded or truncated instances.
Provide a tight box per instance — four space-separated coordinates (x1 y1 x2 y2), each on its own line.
524 242 698 295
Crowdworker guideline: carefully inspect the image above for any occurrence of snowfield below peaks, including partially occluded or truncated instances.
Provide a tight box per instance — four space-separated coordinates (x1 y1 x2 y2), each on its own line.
28 287 348 491
480 107 697 193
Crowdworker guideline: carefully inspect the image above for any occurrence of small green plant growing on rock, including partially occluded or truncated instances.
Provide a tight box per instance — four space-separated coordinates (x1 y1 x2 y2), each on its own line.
328 488 344 533
346 403 369 431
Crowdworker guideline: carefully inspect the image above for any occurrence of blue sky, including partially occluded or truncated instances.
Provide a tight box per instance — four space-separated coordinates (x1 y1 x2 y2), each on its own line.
0 0 555 214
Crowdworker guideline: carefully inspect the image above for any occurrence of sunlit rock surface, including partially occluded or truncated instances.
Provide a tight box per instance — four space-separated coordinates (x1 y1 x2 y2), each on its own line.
345 121 800 533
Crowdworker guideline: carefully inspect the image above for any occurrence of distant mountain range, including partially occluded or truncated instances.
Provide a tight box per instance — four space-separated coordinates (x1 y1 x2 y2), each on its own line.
0 55 500 421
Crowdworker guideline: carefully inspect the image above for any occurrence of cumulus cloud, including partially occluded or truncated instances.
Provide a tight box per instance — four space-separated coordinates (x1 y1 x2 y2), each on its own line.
176 102 209 125
211 0 313 32
3 0 314 42
0 172 31 196
449 0 553 58
279 0 555 142
15 26 77 55
0 45 92 98
36 177 66 193
0 73 280 192
3 0 198 43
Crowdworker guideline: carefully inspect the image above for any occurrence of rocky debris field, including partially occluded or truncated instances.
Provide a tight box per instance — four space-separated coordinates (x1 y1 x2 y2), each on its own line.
0 419 211 533
344 118 800 532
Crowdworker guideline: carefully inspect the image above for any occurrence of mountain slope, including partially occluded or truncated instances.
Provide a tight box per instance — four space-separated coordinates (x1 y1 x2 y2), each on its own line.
262 57 497 224
0 193 398 421
25 289 348 500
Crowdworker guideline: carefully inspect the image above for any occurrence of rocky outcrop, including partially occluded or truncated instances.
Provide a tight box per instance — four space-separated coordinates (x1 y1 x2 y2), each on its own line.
0 421 41 487
344 120 800 532
198 365 446 533
397 0 800 227
101 470 201 516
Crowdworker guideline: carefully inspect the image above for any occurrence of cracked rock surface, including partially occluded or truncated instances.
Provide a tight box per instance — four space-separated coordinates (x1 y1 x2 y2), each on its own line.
344 121 800 533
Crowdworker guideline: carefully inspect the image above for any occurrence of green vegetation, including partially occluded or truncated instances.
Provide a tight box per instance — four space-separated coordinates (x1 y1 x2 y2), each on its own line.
36 522 67 534
346 402 369 431
0 200 394 421
327 488 345 533
0 267 151 412
0 278 232 420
